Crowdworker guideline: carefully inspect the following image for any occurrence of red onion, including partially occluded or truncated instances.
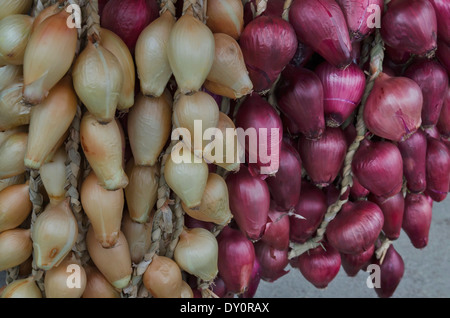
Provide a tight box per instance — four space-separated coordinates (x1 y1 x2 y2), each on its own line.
266 141 302 211
209 276 228 298
98 0 109 16
404 60 449 127
290 41 315 68
368 192 405 240
336 0 384 41
235 93 283 176
352 139 404 198
240 257 261 298
343 122 357 147
436 39 450 75
384 44 412 66
184 214 216 232
261 204 291 251
281 113 302 136
363 73 423 142
428 0 450 43
341 244 375 277
324 184 341 207
397 129 428 193
291 241 341 289
298 127 348 187
381 0 438 57
424 126 441 139
243 0 285 25
254 241 289 283
101 0 159 53
374 245 405 298
425 136 450 202
226 167 270 241
437 89 450 138
315 61 366 127
403 192 433 249
289 0 352 69
289 181 327 244
326 200 384 255
277 65 325 140
240 15 298 92
217 226 256 294
350 176 370 201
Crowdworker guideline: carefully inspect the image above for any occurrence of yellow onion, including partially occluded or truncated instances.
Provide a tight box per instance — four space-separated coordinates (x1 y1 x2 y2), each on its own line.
203 111 243 172
206 0 244 40
39 147 67 205
180 281 194 298
127 92 172 166
23 8 78 105
0 125 27 146
31 3 59 31
80 171 124 248
86 226 132 289
73 40 123 124
174 227 219 282
24 76 77 170
204 33 252 99
0 173 25 192
121 211 153 264
82 264 121 298
167 13 215 94
182 173 232 225
0 14 34 65
135 10 175 97
124 158 159 223
0 183 32 233
0 0 33 20
0 276 42 298
100 28 135 111
164 144 209 208
0 228 32 271
44 253 87 298
173 91 220 157
0 81 30 131
0 131 28 179
143 254 183 298
0 64 22 91
31 198 78 271
80 112 129 190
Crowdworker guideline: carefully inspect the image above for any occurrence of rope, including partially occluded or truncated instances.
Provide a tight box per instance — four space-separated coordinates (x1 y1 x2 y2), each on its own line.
160 0 177 17
182 0 207 23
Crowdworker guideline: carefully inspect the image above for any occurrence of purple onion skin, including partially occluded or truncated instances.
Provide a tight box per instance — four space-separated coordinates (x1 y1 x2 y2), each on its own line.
352 139 404 199
336 0 384 41
404 60 449 127
350 176 370 201
289 0 352 69
240 257 261 298
315 61 366 127
381 0 438 57
397 129 428 193
290 41 315 68
277 65 325 140
254 241 289 283
425 136 450 202
210 276 228 298
368 192 405 240
374 245 405 298
437 89 450 138
437 39 450 75
326 201 384 255
289 181 328 244
341 244 375 277
428 0 450 44
298 127 348 187
403 192 433 249
266 141 302 211
261 204 291 251
240 15 298 92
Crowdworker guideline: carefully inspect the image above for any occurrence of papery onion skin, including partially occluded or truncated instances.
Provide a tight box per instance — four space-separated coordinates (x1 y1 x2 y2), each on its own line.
1 276 42 298
121 211 153 264
374 245 404 298
289 0 352 69
0 14 34 66
436 39 450 75
437 89 450 138
206 0 244 40
428 0 450 43
350 175 370 201
254 241 289 283
403 192 433 249
341 244 375 277
368 192 405 240
380 0 437 57
0 81 30 131
261 204 290 251
0 0 33 20
0 64 22 91
239 257 260 299
0 183 32 233
0 228 32 271
82 264 121 298
143 254 183 298
425 136 450 202
0 131 28 180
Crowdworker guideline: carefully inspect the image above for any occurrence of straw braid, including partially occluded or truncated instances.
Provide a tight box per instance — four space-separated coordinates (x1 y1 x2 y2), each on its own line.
183 0 207 23
160 0 177 17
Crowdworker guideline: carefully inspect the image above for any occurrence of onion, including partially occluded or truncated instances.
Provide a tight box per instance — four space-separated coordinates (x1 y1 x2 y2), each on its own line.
0 81 30 131
225 167 270 241
235 93 283 176
240 15 297 92
368 192 405 240
326 200 384 255
291 241 341 289
428 0 450 43
261 204 290 251
266 141 302 211
289 181 327 244
206 0 244 40
315 61 366 127
101 0 159 54
381 0 437 57
397 129 428 193
0 228 32 271
277 65 325 140
0 64 22 91
143 254 183 298
240 257 261 298
374 245 404 298
254 241 289 283
1 276 42 298
363 73 423 142
350 175 370 201
0 14 33 66
82 264 121 298
436 39 450 75
210 276 229 298
341 244 375 277
121 211 153 264
217 226 256 294
352 139 404 199
425 136 450 202
0 183 32 233
184 213 216 232
39 148 67 205
0 0 32 20
437 89 450 138
403 192 433 249
0 131 27 180
404 60 448 127
289 0 352 69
